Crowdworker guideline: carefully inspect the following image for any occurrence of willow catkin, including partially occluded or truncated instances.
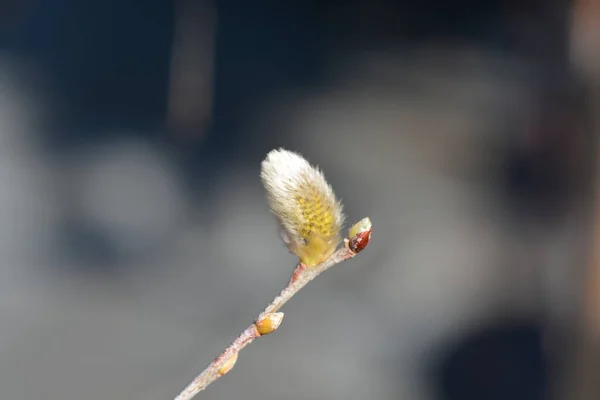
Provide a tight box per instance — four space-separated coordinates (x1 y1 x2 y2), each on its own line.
260 149 345 266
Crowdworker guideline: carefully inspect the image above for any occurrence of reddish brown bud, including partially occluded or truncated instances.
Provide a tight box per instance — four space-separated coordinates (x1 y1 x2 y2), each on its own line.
348 217 372 253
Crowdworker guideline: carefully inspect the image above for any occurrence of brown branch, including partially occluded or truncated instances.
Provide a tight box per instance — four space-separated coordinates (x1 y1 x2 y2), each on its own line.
565 0 600 398
167 0 216 138
173 221 372 400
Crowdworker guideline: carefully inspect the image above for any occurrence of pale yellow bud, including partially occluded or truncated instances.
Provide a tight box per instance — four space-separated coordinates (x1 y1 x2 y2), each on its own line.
261 149 345 266
255 312 284 335
218 352 238 376
349 217 372 239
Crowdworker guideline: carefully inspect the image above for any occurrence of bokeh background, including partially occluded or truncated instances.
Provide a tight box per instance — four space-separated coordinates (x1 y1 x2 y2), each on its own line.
1 0 600 399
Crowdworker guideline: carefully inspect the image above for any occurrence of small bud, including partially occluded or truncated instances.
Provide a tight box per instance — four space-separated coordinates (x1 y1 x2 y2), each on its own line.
218 352 238 376
261 149 345 266
348 217 372 253
255 312 284 335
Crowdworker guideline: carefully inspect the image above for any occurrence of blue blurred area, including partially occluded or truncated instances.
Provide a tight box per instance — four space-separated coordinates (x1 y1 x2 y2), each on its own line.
2 1 323 154
4 1 173 132
1 0 570 153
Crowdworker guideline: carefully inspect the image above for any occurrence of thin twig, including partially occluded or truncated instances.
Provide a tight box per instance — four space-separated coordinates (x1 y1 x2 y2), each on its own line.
174 226 371 400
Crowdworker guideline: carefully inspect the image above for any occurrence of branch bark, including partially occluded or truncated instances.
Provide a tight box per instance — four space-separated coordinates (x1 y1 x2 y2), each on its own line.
173 221 372 400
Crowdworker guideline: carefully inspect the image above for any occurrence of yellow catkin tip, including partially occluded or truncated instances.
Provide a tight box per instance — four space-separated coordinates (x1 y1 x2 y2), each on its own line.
218 352 238 376
255 312 284 335
295 235 335 266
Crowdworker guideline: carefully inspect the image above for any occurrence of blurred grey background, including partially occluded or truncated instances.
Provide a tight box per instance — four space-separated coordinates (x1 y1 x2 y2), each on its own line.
0 0 595 399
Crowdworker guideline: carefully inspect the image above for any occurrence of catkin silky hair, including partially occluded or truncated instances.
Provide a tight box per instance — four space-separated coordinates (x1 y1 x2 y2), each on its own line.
261 149 345 266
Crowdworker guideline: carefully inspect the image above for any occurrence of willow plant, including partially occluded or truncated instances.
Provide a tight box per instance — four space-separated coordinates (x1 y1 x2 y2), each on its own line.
174 148 372 400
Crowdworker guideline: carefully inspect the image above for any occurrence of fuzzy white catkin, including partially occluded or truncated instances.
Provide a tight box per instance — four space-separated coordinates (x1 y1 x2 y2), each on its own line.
260 149 345 266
